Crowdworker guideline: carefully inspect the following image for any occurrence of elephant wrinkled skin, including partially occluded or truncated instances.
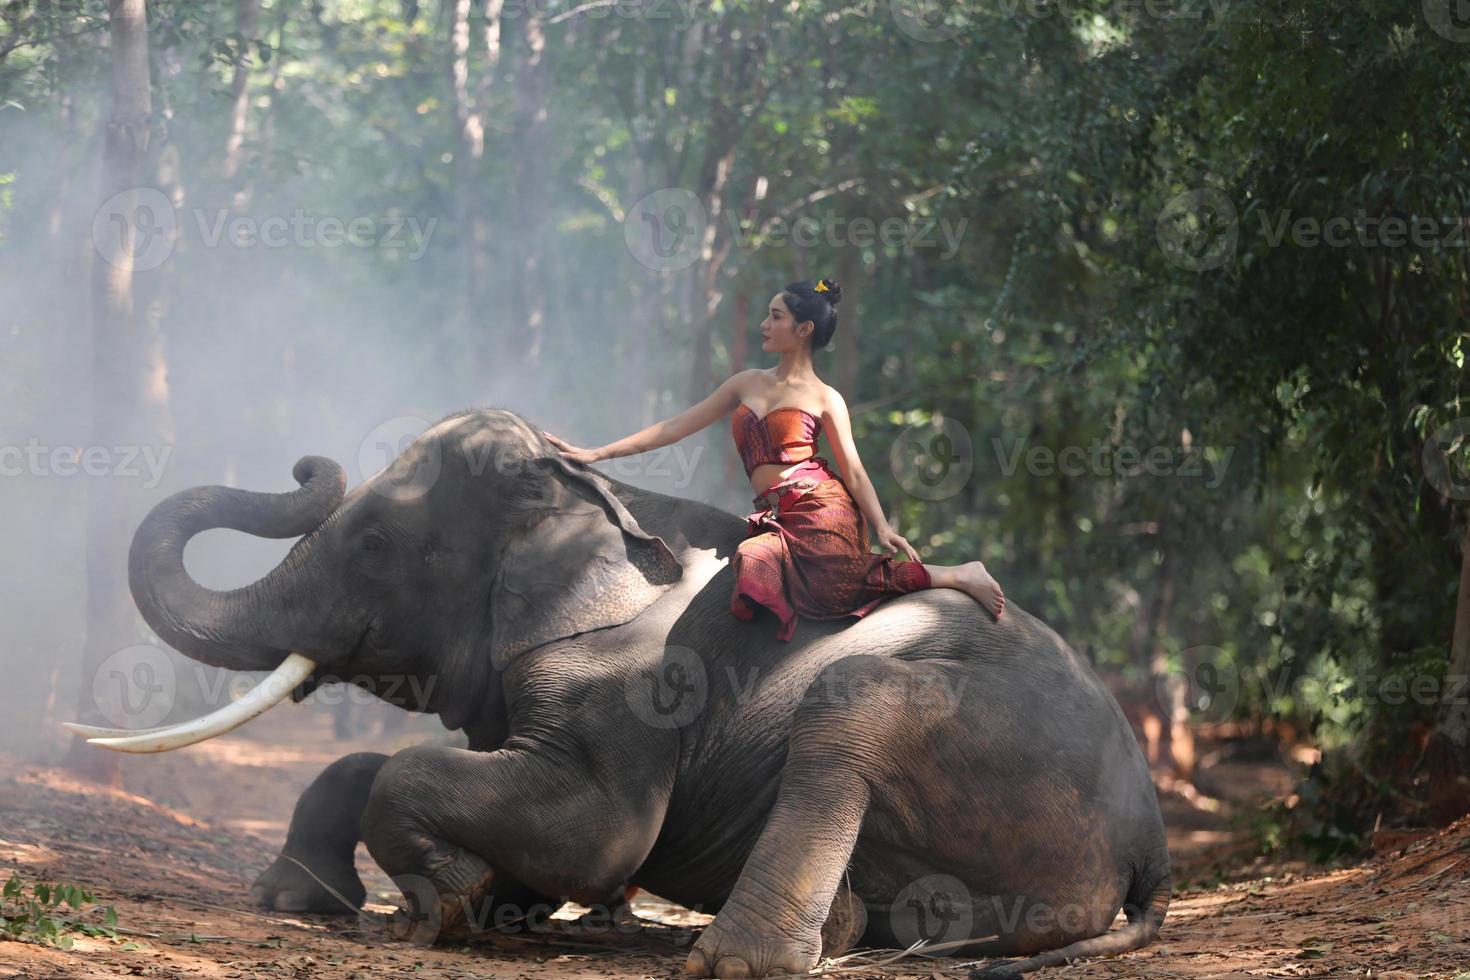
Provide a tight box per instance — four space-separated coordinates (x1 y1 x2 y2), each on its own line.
118 408 1170 978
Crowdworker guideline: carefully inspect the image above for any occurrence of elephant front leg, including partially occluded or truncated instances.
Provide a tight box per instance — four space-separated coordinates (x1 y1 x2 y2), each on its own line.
361 743 666 944
252 752 387 913
688 656 948 978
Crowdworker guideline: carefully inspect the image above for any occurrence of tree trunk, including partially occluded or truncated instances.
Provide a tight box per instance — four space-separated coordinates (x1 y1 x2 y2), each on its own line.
724 291 749 492
507 6 548 399
67 0 174 784
1142 541 1195 779
34 0 93 745
448 0 481 367
1420 513 1470 824
683 140 737 407
220 0 261 186
832 230 863 396
682 15 756 409
621 68 664 435
446 0 503 398
257 0 289 158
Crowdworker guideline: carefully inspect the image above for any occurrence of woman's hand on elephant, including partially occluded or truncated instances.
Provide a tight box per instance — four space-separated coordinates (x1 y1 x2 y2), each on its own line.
874 525 922 564
543 431 604 465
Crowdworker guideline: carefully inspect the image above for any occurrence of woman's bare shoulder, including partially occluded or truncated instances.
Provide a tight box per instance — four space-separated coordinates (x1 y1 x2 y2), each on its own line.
729 367 767 394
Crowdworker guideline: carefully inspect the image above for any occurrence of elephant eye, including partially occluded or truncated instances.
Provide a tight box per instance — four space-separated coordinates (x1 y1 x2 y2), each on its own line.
361 531 388 554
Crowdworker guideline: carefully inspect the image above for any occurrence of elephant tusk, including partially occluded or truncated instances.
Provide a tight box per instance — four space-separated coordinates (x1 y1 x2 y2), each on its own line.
64 653 318 754
63 721 184 739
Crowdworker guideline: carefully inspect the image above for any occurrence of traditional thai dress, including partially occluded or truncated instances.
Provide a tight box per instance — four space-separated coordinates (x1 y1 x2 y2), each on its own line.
729 402 932 642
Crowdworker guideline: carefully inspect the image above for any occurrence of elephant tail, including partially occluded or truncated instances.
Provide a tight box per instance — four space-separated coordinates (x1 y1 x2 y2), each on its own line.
969 862 1171 978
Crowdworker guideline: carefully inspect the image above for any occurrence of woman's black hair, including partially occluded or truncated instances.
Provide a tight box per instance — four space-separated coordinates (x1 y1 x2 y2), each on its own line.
780 278 842 350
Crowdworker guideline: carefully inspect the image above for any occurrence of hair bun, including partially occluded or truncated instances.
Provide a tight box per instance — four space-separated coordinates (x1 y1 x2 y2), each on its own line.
815 277 843 306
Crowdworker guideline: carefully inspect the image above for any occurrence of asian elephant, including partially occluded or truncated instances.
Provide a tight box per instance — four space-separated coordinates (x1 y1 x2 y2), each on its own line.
75 408 1170 978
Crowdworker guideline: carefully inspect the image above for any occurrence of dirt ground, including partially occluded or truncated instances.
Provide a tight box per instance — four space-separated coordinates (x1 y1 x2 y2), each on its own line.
2 702 1469 979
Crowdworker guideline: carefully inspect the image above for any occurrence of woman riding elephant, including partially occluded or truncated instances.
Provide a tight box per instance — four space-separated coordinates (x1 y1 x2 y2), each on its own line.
544 277 1006 642
70 331 1170 976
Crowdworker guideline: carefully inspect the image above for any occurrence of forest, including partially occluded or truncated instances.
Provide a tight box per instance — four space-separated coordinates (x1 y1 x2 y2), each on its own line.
1 0 1469 977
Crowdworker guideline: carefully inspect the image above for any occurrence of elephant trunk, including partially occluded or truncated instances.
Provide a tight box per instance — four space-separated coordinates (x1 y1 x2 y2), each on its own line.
127 455 353 673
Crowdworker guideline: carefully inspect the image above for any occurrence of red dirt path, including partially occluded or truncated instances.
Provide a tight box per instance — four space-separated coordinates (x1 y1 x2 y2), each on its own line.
2 704 1468 979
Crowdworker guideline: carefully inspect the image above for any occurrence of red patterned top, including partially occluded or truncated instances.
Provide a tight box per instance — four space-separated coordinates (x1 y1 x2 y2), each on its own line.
731 403 823 478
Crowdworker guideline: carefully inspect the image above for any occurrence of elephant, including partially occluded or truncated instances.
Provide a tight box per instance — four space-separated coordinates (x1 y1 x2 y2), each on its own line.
72 407 1171 978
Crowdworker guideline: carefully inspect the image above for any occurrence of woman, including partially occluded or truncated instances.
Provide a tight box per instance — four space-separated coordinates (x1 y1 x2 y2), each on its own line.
543 278 1005 642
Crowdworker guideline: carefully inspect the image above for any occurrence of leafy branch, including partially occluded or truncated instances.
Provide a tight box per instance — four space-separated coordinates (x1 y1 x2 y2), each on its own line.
0 873 130 951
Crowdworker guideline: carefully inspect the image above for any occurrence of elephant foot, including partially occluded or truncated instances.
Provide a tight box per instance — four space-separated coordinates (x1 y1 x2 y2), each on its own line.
385 850 498 944
818 883 866 959
384 851 566 947
250 852 366 914
686 904 821 978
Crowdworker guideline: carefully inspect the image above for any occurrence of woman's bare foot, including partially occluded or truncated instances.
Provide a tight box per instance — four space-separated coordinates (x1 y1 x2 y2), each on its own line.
954 561 1005 620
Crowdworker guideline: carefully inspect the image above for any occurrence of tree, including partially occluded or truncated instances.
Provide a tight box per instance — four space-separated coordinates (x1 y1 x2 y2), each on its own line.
67 0 174 784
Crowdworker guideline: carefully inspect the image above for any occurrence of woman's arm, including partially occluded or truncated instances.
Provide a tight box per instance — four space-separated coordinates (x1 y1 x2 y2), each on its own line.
821 389 923 562
545 370 752 463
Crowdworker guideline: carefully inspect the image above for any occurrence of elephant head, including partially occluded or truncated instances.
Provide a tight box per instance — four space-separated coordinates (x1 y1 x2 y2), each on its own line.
68 410 682 751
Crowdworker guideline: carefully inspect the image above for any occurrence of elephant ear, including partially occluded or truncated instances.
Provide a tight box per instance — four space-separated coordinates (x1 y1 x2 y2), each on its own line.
488 453 683 665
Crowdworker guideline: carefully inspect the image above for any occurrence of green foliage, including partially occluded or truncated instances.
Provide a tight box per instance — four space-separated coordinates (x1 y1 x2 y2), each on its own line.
0 873 121 950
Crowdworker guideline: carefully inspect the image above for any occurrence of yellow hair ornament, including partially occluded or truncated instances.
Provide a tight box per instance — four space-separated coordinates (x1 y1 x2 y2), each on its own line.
814 279 830 293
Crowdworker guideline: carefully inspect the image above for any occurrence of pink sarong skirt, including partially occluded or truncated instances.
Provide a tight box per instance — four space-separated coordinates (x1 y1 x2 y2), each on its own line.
730 456 932 642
